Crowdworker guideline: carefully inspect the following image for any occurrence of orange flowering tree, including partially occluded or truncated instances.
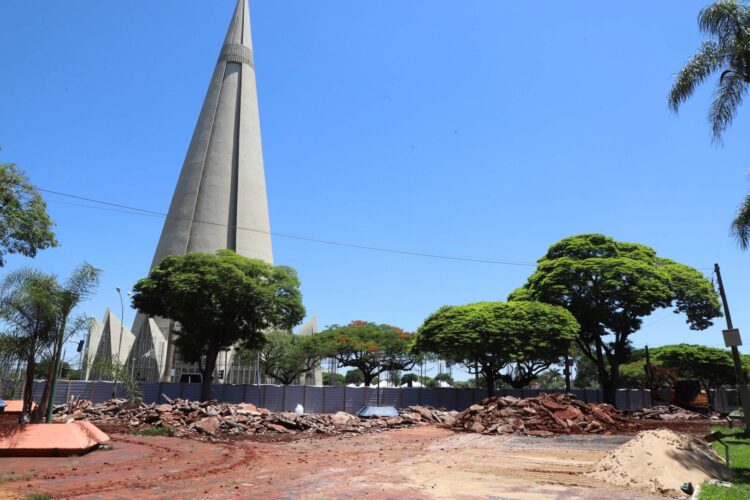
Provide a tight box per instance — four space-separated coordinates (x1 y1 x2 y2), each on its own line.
313 321 417 386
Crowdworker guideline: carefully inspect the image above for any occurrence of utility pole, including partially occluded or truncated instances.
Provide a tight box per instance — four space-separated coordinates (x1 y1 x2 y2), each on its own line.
714 263 750 432
563 352 572 393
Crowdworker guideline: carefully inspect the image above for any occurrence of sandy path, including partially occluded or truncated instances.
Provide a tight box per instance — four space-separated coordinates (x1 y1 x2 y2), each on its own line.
0 426 664 499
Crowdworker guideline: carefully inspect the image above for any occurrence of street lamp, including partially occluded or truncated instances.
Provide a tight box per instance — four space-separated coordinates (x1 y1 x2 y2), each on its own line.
113 287 125 399
115 287 125 363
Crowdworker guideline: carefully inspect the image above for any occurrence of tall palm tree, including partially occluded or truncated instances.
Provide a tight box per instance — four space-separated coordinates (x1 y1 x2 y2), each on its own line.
731 194 750 248
0 263 100 421
669 0 750 248
0 269 59 416
36 262 100 422
669 0 750 141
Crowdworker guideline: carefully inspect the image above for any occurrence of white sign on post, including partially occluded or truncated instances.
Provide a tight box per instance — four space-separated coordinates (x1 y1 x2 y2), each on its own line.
723 328 742 347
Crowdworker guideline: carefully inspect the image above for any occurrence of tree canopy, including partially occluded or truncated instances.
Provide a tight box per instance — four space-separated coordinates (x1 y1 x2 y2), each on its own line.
312 321 416 386
132 250 305 400
653 344 737 408
259 331 321 385
0 164 57 266
509 234 722 403
414 301 579 396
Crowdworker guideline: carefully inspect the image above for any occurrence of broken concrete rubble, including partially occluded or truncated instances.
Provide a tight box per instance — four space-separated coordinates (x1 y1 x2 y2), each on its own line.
53 397 456 441
452 393 633 436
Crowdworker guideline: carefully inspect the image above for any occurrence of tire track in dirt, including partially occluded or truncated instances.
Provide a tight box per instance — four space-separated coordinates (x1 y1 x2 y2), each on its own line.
4 436 256 498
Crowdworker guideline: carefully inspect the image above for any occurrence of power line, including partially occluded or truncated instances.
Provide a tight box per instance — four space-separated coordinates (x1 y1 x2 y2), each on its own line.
37 187 538 267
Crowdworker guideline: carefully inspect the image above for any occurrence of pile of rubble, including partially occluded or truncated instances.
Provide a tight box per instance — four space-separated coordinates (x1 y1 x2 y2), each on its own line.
631 405 710 421
54 397 456 440
452 392 632 437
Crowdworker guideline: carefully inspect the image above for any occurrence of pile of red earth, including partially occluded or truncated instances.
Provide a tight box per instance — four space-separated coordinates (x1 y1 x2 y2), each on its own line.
631 405 712 421
452 392 633 437
54 397 456 440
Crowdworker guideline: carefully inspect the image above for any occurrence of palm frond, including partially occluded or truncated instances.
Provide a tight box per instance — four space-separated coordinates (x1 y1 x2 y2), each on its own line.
669 41 726 111
730 192 750 249
699 0 749 41
708 67 748 141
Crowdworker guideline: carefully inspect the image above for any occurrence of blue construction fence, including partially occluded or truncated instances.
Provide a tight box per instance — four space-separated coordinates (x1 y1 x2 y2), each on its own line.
0 379 682 413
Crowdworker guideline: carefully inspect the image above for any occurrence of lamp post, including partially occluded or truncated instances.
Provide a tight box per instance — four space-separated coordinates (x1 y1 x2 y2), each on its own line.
115 287 125 363
112 287 125 398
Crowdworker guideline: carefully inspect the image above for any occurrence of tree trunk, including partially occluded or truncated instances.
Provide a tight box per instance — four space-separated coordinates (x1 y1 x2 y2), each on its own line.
363 371 375 386
484 374 495 398
35 343 60 423
200 347 219 401
21 355 36 421
599 363 620 405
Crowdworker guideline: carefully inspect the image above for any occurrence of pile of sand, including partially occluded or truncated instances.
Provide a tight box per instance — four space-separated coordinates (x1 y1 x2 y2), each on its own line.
587 429 731 495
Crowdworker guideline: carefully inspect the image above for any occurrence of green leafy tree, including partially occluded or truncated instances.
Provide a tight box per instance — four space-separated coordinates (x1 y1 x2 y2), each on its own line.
534 368 565 389
572 343 601 388
323 372 345 386
313 321 416 386
667 0 750 247
618 361 649 388
652 344 737 409
509 234 722 403
401 372 419 387
0 164 58 266
415 301 579 397
33 358 80 380
434 372 454 386
259 331 321 385
344 368 365 385
132 250 305 400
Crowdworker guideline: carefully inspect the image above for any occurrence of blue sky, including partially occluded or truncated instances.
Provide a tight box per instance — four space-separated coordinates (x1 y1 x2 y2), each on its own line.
2 1 750 378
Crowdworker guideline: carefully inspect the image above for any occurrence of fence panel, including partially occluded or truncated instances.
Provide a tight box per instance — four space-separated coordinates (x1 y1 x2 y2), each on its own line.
344 387 367 413
220 384 245 404
284 386 305 412
0 380 653 412
261 385 284 412
304 386 324 413
141 382 160 404
159 383 181 403
321 386 345 413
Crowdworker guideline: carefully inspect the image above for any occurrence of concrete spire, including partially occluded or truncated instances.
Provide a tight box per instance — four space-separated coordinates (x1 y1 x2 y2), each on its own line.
151 0 272 265
128 0 273 379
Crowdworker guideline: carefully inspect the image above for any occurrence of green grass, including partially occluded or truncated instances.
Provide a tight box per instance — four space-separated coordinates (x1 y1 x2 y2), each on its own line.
699 427 750 499
0 473 32 484
26 494 51 500
130 426 175 437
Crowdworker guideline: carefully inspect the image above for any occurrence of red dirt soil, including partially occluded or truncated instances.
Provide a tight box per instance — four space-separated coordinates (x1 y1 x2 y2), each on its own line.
0 423 696 499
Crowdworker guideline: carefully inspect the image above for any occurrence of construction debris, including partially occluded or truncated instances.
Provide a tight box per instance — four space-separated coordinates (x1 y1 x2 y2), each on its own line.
451 392 632 436
631 405 711 421
53 397 456 441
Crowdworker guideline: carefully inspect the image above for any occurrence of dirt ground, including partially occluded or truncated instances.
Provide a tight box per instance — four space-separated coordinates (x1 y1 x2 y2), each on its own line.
0 424 693 500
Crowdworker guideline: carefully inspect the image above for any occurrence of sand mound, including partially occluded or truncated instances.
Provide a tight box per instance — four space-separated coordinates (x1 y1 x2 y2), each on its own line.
586 429 731 495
